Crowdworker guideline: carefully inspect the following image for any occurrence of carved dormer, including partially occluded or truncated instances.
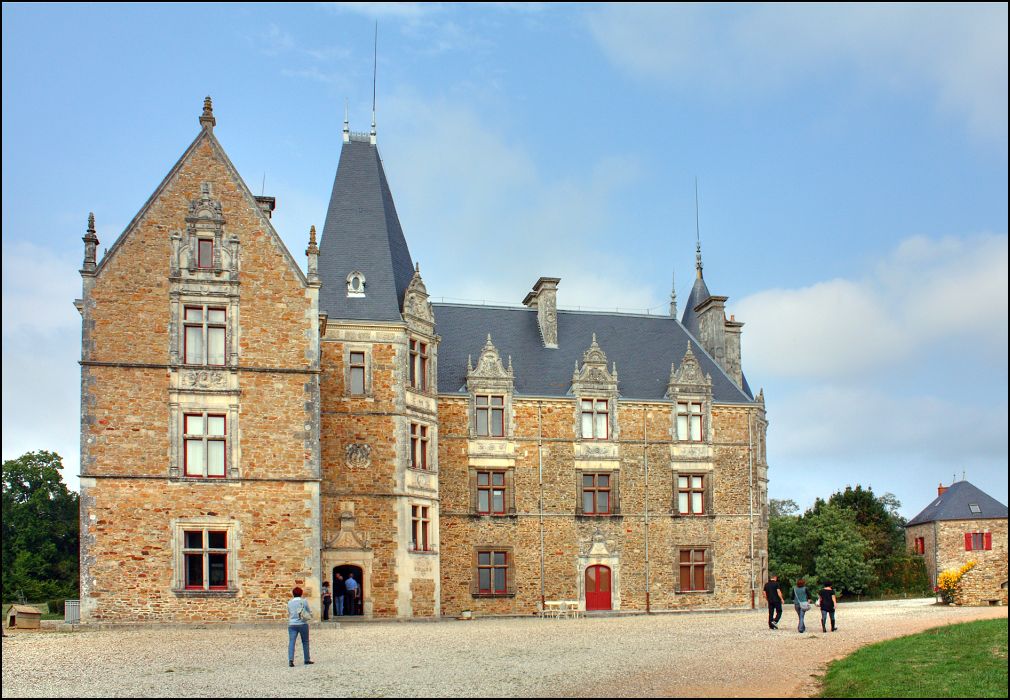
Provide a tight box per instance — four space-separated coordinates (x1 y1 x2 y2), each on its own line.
466 335 514 439
571 334 619 441
403 263 435 336
171 182 239 279
666 343 713 443
666 342 712 398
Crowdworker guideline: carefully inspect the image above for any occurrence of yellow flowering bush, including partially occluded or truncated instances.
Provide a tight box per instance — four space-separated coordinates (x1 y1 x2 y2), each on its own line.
936 560 976 604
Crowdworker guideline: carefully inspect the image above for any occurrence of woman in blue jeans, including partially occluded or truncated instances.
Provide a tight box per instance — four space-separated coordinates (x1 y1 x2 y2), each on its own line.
792 578 810 633
287 586 314 667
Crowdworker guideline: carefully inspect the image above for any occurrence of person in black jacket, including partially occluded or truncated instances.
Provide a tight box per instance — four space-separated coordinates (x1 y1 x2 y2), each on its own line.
763 574 784 629
333 573 346 617
819 582 838 632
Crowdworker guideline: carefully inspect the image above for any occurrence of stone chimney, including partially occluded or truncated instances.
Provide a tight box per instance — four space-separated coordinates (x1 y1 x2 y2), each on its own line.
694 297 746 390
522 277 560 349
255 196 276 219
937 482 948 497
724 313 744 389
305 225 320 287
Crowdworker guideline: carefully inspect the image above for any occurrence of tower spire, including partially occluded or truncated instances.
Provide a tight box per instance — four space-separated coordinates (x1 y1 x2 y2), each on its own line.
694 177 703 279
370 21 378 145
669 269 678 317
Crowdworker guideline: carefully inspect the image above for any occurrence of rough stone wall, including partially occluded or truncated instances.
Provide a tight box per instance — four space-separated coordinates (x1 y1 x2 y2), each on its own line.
438 396 768 617
79 127 319 623
937 519 1007 606
905 522 938 585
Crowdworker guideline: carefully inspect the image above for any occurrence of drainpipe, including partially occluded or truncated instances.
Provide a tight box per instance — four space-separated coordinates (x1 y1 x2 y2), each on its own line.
644 406 651 614
538 402 545 610
748 412 755 609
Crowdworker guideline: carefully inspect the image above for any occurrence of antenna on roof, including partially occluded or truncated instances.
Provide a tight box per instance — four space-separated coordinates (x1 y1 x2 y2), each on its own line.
694 177 703 280
261 173 266 196
370 21 378 144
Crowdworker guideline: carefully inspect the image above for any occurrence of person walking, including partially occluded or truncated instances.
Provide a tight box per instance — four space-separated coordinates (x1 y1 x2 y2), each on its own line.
819 581 838 632
792 578 810 633
321 581 332 622
333 573 346 617
287 586 314 667
345 573 359 616
763 574 784 629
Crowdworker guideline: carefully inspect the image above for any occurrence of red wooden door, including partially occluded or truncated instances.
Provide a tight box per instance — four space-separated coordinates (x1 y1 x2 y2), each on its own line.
585 565 612 611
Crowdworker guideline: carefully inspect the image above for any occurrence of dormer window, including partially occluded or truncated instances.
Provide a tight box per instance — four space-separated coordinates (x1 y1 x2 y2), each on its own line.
347 271 366 297
197 239 214 269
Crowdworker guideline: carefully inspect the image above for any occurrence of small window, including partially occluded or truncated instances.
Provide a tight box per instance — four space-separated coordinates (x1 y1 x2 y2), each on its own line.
679 548 708 592
183 529 229 590
410 423 429 470
969 503 981 514
184 413 227 478
678 475 706 515
914 536 925 555
409 339 429 391
477 550 509 595
346 271 366 297
580 399 609 440
475 395 505 437
582 473 611 515
677 402 704 442
411 505 431 552
197 239 214 269
477 471 507 515
349 351 366 395
966 532 991 551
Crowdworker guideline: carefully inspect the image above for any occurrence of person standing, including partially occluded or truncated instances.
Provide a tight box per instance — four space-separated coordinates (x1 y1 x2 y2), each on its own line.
763 574 784 629
333 573 346 617
287 586 314 667
321 581 332 622
792 578 810 633
819 582 838 632
345 573 359 615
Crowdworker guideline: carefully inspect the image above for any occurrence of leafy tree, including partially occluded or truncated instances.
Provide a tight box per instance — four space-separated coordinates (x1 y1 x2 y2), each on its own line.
2 451 79 601
808 503 874 595
769 498 799 518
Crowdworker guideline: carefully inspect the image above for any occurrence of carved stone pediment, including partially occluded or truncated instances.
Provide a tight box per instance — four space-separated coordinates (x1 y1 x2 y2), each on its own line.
182 369 228 390
580 529 618 559
666 342 712 398
571 334 618 395
466 335 514 394
325 506 370 551
403 264 435 332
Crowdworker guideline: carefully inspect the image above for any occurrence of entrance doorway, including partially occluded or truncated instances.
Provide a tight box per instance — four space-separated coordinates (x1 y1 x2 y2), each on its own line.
333 564 363 616
585 565 612 611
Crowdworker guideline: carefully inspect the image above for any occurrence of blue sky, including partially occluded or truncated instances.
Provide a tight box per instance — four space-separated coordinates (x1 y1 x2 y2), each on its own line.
3 3 1007 517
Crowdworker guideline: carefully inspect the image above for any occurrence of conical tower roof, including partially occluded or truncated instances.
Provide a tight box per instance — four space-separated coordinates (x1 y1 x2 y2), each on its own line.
318 138 414 322
680 274 711 337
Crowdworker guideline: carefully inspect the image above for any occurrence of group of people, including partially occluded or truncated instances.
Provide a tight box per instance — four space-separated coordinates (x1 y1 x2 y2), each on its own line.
320 572 360 620
287 574 362 667
763 574 837 633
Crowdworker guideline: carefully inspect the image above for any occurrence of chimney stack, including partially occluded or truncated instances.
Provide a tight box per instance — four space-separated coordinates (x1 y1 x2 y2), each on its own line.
523 277 560 349
937 482 948 497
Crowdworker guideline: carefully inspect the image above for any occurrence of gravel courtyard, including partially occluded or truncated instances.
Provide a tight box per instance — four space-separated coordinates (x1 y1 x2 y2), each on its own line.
2 599 1006 698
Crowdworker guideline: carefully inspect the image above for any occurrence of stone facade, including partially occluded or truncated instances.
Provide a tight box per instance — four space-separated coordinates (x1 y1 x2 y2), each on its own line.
79 101 769 622
906 518 1008 606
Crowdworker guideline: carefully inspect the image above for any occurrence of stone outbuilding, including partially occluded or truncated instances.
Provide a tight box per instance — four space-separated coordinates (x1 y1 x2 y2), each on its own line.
906 480 1008 606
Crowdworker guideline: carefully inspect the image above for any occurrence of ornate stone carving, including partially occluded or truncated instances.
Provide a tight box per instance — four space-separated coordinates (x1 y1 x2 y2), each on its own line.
345 443 372 469
665 342 713 398
403 264 435 333
182 369 228 389
571 334 618 395
466 335 514 393
324 504 370 550
178 183 239 278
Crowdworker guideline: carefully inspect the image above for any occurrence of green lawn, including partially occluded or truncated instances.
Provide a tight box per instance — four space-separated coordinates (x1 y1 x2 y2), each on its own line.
820 617 1008 698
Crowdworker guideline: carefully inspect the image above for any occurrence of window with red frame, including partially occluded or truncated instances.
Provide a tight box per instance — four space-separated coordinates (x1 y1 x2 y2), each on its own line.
477 471 506 515
679 548 708 592
475 395 505 437
477 550 508 595
965 532 992 551
678 475 706 515
411 505 430 552
197 239 214 269
580 399 609 440
184 413 226 478
183 305 226 365
914 536 926 555
349 351 366 395
410 423 429 470
582 473 611 515
183 529 228 590
677 402 704 442
409 339 428 391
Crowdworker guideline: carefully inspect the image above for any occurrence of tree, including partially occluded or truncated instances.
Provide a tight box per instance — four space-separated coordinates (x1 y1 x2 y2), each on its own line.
807 503 874 595
769 498 799 518
2 451 79 601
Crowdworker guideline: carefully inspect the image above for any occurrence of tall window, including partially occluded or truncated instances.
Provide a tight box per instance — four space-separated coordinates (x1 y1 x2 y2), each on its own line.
197 239 214 269
581 399 609 440
410 423 429 470
184 413 226 478
679 548 708 592
913 537 925 555
582 473 611 515
409 339 429 391
477 550 508 595
184 305 226 365
477 471 506 515
475 395 505 437
349 351 366 395
183 529 229 590
677 401 704 442
411 505 430 552
678 475 705 515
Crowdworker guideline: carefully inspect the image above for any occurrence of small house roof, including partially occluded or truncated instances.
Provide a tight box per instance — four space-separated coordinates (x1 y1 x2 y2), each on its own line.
907 480 1009 527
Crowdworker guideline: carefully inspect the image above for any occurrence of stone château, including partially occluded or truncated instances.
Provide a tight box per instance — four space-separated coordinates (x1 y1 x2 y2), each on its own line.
77 99 770 621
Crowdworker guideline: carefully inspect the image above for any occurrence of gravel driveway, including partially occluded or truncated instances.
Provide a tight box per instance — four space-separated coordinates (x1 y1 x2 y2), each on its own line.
2 599 1006 698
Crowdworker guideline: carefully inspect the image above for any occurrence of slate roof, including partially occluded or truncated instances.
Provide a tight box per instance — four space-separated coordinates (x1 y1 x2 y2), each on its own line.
907 481 1009 527
432 303 755 403
318 139 414 322
681 274 712 337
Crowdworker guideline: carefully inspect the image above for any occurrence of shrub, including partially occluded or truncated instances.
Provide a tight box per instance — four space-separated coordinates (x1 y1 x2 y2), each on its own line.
936 560 976 604
47 598 66 616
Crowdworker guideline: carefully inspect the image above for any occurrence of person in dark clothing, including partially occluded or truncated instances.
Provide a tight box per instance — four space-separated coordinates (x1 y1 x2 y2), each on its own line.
819 582 838 632
763 575 784 629
792 578 810 633
321 581 332 622
333 573 346 617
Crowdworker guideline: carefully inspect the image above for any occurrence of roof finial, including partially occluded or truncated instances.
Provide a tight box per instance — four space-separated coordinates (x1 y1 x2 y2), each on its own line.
309 224 318 248
370 21 378 145
200 95 216 130
669 269 678 317
694 177 703 279
342 98 350 143
415 262 420 274
88 212 96 233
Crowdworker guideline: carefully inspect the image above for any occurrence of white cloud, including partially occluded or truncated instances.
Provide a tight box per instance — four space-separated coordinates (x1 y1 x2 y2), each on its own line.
586 3 1008 144
735 233 1008 379
1 240 82 334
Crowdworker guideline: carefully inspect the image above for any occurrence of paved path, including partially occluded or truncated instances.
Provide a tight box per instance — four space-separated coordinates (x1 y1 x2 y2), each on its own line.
1 599 1006 697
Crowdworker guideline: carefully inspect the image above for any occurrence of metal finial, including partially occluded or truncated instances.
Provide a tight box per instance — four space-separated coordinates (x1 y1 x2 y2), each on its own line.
415 262 420 274
694 177 703 279
669 269 678 317
370 21 378 140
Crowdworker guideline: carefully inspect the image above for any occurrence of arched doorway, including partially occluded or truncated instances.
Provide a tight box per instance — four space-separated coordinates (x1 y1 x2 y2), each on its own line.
334 564 364 616
585 564 612 611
